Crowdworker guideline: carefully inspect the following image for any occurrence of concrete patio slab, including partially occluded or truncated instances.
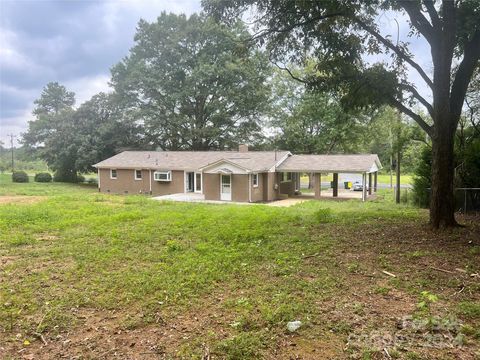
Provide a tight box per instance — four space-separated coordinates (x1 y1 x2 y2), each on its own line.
151 193 252 205
266 198 311 207
151 190 374 207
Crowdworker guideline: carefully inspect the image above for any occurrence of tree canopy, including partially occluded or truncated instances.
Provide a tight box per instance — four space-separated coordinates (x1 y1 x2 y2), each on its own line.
269 67 370 155
111 12 271 150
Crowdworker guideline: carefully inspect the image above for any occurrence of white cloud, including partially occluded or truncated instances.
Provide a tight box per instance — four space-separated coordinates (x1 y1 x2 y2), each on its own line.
65 74 112 105
0 28 47 73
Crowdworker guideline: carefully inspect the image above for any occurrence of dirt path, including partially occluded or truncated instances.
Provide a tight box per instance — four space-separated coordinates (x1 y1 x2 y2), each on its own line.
0 196 45 205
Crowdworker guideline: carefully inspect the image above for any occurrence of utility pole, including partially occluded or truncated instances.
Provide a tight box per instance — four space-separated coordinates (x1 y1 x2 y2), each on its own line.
8 134 15 172
394 18 401 204
389 137 393 189
395 119 401 204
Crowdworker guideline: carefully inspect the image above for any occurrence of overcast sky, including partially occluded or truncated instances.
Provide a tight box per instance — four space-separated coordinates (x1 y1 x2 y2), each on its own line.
0 0 431 147
0 0 201 146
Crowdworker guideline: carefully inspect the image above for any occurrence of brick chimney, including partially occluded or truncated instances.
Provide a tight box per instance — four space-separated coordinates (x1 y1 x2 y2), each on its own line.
238 144 249 152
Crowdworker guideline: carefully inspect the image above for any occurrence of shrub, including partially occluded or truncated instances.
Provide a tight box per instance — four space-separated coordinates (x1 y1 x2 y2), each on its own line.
12 171 29 183
34 172 53 183
76 175 86 183
53 169 77 183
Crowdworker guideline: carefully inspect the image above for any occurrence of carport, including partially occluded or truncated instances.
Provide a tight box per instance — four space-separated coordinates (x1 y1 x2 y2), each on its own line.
276 154 382 202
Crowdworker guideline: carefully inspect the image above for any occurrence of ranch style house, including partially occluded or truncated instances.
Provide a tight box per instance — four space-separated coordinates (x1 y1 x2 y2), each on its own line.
93 145 382 202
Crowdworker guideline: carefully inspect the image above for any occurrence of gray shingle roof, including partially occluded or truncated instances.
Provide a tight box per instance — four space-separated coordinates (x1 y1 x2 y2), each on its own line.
276 154 382 173
93 150 290 172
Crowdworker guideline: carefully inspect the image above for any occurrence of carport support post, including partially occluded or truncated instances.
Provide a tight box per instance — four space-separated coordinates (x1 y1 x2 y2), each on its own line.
332 173 338 197
368 173 372 195
374 172 377 192
362 173 367 202
314 173 321 199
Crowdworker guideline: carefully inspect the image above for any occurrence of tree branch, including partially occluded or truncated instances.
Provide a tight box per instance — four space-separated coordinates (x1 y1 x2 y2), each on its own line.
399 0 437 45
389 97 433 137
271 58 307 84
423 0 441 28
450 30 480 121
251 12 345 41
353 18 434 90
465 97 480 136
249 9 435 92
399 83 434 117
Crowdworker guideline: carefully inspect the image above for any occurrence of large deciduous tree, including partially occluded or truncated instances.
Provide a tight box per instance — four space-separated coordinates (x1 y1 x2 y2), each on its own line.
72 93 140 173
23 82 78 181
110 12 271 151
204 0 480 228
23 83 139 180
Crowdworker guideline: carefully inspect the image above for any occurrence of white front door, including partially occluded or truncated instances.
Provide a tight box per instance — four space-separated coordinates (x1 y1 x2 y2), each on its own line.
220 174 231 201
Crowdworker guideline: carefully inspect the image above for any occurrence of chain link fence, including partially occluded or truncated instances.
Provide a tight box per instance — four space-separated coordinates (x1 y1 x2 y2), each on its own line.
454 188 480 213
407 187 480 213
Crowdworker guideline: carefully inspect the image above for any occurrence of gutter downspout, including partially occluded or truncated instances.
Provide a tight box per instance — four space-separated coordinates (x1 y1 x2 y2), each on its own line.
149 169 152 194
362 173 367 202
248 173 252 203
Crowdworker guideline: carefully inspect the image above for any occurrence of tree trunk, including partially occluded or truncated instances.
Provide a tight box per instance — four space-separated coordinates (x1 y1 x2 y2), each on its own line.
429 122 458 228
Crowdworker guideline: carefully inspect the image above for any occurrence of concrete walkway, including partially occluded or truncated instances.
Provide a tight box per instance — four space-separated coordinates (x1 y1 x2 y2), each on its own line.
152 191 374 207
151 193 252 205
152 193 206 202
151 193 308 207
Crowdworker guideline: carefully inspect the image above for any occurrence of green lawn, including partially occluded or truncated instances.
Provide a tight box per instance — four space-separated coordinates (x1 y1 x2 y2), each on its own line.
376 173 413 185
0 175 478 359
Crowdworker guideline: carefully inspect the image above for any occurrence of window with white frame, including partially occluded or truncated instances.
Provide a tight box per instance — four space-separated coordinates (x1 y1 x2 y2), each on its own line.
134 169 142 180
154 171 172 182
252 173 258 187
110 169 117 179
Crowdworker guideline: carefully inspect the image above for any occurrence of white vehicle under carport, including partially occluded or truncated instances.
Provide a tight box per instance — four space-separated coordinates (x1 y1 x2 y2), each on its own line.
352 181 369 191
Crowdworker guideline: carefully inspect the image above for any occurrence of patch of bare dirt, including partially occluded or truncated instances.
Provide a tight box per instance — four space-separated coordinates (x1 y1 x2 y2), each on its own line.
319 214 480 359
0 196 46 205
0 255 20 269
1 301 238 360
268 333 346 360
35 234 60 241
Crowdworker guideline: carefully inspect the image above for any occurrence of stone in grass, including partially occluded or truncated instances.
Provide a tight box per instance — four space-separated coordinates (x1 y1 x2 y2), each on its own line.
287 321 302 332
